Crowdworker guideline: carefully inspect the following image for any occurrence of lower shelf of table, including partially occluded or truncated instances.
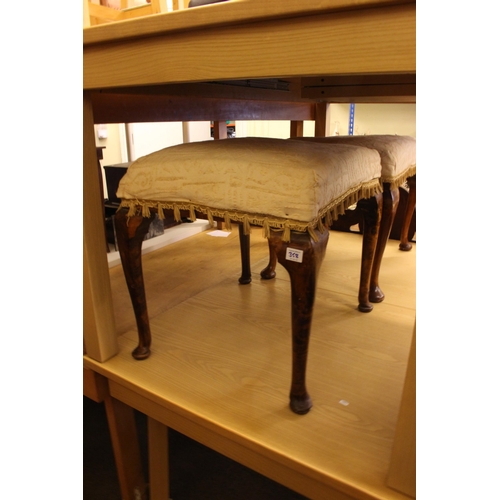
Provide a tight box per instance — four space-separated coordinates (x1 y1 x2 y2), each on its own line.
84 231 415 500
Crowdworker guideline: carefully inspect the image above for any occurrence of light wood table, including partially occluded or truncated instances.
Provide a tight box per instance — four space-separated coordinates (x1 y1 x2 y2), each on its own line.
83 2 416 498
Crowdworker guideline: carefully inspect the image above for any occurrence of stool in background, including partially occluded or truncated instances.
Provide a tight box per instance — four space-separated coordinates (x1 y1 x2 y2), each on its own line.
289 135 416 304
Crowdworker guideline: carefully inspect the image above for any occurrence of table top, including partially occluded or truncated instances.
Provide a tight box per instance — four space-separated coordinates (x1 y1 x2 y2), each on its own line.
84 0 415 46
83 0 416 97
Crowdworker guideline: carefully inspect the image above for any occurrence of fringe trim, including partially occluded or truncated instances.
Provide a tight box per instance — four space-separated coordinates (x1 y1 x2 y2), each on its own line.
206 208 214 226
117 178 382 241
381 165 416 190
157 203 165 220
262 218 270 239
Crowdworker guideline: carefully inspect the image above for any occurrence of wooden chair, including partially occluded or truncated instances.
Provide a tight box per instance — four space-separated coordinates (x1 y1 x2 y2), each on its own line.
113 137 383 414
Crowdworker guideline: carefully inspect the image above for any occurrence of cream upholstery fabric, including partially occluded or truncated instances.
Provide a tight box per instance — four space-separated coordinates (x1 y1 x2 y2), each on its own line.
117 137 382 240
294 135 416 189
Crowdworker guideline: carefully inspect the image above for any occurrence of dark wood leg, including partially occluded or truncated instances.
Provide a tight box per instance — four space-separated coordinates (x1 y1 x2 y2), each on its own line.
356 194 382 312
238 224 252 284
114 209 154 360
399 175 416 251
369 185 400 303
290 120 304 138
268 229 329 414
213 120 228 140
260 239 277 280
263 195 382 312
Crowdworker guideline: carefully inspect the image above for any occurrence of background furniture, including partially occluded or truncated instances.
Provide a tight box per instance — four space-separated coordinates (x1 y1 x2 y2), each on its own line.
83 1 416 498
330 185 416 245
289 134 416 305
85 0 166 26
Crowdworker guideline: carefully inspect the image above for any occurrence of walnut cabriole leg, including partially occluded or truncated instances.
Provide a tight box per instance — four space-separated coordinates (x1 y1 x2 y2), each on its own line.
356 194 383 313
114 209 154 360
238 224 252 284
268 229 329 415
260 239 277 280
262 195 382 313
369 185 400 303
399 175 416 251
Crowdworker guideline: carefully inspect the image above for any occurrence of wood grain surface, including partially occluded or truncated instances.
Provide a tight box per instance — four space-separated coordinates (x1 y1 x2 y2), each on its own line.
86 230 415 499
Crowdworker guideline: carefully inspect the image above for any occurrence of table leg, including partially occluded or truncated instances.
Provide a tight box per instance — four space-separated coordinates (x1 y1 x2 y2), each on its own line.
148 417 170 500
103 395 147 500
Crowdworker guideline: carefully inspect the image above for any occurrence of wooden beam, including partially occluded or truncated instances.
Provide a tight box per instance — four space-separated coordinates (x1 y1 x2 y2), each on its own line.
84 4 416 89
290 120 304 138
97 80 306 103
314 102 330 137
301 75 416 103
91 92 315 123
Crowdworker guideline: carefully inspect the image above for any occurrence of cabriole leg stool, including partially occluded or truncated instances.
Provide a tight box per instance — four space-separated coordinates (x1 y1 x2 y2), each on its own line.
262 135 416 305
114 137 382 414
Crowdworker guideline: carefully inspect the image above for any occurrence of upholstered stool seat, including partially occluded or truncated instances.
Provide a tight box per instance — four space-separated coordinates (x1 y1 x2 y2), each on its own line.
288 135 416 304
117 137 382 236
114 137 382 414
303 135 416 187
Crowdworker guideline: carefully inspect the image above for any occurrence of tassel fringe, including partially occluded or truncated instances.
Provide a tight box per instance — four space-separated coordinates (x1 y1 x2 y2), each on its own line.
173 204 181 222
282 221 291 242
308 226 319 242
189 205 196 221
141 204 150 218
206 209 214 226
381 164 416 190
243 215 251 235
262 219 270 239
117 177 384 242
126 204 136 217
224 212 232 231
157 203 165 220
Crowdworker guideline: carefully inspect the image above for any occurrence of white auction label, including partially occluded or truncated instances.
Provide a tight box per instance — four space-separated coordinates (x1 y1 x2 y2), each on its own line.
286 247 303 263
